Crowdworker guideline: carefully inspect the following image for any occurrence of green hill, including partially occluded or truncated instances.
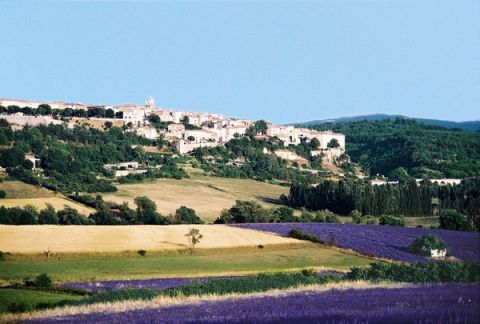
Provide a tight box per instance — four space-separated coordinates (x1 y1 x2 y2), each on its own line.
303 119 480 178
295 114 480 132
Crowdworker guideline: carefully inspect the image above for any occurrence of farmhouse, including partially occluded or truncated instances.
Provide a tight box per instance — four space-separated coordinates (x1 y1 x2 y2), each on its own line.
103 161 150 177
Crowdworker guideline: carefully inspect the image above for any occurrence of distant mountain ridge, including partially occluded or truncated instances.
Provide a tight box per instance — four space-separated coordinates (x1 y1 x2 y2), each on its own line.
294 114 480 132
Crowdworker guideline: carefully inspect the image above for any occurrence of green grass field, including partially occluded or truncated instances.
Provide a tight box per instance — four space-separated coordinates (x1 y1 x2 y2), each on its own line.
0 288 83 313
0 244 375 283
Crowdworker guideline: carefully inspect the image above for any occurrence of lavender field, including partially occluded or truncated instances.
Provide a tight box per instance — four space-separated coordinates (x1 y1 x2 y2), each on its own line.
235 224 480 263
29 283 480 323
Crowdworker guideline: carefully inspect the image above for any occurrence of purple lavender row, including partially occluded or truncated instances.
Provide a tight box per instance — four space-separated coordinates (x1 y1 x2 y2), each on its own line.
61 270 345 292
234 223 480 263
61 276 241 292
30 283 480 323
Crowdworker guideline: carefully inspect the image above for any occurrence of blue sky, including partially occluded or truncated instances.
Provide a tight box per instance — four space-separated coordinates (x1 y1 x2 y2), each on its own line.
0 1 478 123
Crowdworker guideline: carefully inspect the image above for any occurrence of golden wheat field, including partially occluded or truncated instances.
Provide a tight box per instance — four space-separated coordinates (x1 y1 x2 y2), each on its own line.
0 181 94 215
103 175 289 221
0 224 299 254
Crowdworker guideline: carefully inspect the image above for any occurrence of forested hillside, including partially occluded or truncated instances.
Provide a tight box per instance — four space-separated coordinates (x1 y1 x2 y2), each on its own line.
303 119 480 178
0 120 186 194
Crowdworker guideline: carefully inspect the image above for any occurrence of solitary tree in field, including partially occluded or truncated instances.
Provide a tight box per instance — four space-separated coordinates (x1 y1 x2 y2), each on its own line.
185 228 203 254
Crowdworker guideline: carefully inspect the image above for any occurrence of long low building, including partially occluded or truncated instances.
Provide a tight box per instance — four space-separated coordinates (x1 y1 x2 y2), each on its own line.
0 98 87 110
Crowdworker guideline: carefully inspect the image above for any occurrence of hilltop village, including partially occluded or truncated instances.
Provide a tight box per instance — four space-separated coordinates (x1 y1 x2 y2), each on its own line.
0 96 346 161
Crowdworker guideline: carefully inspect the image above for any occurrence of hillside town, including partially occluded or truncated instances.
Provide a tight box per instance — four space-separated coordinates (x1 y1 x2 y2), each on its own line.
0 97 346 158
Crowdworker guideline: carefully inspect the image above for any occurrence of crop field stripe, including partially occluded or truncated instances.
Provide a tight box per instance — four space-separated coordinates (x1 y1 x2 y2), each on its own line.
0 245 374 283
0 224 299 254
4 281 411 322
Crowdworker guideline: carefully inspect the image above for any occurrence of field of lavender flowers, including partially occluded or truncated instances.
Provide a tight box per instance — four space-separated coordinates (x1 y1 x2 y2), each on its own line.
29 283 480 323
234 224 480 262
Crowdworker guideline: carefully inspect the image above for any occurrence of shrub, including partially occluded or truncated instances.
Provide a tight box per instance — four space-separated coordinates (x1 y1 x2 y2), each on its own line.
0 190 6 198
300 210 315 223
6 301 35 313
328 236 337 246
350 210 362 224
439 209 473 231
0 250 11 261
138 250 147 256
346 262 480 283
379 215 405 226
163 271 337 298
257 244 264 249
409 235 448 256
288 229 322 243
326 214 341 224
34 273 53 288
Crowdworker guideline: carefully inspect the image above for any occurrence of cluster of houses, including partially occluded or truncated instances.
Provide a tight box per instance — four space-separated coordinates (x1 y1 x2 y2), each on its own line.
0 97 346 159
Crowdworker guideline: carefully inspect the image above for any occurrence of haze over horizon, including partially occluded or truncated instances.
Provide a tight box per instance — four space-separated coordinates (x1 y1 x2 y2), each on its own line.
0 1 479 123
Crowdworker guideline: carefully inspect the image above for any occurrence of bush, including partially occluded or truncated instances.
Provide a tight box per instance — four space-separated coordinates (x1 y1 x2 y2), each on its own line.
0 250 11 261
34 273 53 288
346 261 480 283
163 271 338 298
138 250 147 256
6 300 35 313
379 215 405 226
0 190 6 198
326 214 341 224
288 229 323 243
409 235 448 256
439 209 473 231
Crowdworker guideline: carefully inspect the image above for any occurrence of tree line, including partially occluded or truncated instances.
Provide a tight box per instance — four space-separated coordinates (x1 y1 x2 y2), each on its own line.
0 104 117 119
283 178 479 230
0 195 203 226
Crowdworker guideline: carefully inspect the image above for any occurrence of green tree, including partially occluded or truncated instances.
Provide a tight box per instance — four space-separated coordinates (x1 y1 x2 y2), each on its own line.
174 206 204 224
439 209 473 231
327 138 340 149
310 138 320 150
38 204 58 224
409 235 447 256
57 207 93 225
254 120 268 135
105 108 115 119
185 228 203 254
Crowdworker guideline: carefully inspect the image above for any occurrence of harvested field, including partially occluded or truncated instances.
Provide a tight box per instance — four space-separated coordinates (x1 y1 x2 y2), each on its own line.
0 224 298 254
0 181 94 215
103 175 288 221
